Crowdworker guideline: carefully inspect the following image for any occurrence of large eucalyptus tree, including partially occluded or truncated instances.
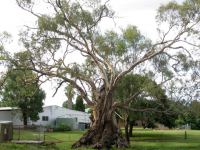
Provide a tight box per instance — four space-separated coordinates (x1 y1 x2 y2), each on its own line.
4 0 200 148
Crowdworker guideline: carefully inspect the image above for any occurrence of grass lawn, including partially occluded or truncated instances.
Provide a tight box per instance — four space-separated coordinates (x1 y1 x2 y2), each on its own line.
131 129 200 150
1 129 200 150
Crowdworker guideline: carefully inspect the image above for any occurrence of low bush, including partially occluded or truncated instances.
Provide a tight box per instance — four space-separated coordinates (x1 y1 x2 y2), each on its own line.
53 123 71 132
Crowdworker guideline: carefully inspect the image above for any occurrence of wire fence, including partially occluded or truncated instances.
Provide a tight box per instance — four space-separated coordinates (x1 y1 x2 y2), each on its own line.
13 125 46 142
13 125 64 144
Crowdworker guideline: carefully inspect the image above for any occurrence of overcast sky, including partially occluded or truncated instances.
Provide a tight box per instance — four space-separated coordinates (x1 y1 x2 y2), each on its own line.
0 0 183 106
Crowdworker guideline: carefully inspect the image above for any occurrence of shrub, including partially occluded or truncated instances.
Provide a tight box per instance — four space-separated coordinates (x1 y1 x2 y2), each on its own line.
53 123 71 132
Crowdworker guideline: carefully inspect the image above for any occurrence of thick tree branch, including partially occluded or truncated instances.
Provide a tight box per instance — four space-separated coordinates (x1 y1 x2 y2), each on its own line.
119 106 175 115
112 91 141 108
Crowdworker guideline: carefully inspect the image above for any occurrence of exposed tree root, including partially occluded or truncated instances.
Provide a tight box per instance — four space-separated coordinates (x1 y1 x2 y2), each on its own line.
72 123 128 149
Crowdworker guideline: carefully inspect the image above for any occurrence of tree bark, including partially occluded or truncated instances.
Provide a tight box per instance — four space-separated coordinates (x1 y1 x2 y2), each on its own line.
125 115 130 143
22 112 28 126
72 88 128 149
67 98 73 109
129 121 134 137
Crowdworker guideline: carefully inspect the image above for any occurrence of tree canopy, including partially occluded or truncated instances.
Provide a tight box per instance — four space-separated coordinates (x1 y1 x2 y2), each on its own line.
0 51 46 125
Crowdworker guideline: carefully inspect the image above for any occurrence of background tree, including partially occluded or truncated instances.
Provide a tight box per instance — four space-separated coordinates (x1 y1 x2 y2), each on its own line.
115 74 177 142
175 100 200 130
0 32 11 92
3 0 200 148
62 101 68 108
64 84 75 109
75 95 85 112
0 51 46 125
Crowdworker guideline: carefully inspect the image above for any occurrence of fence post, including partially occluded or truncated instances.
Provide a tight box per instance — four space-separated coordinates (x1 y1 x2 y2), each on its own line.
43 127 45 142
18 126 20 141
184 130 187 140
39 124 41 141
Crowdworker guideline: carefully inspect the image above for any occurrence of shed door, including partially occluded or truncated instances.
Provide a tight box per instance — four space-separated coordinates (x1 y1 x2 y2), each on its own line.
1 124 13 141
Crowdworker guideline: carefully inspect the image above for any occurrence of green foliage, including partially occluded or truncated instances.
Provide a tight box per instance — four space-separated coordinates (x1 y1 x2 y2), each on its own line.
158 0 200 26
0 32 11 61
187 100 200 129
62 101 68 108
75 95 85 112
62 100 76 109
64 84 75 109
174 100 200 130
94 25 151 60
53 123 72 132
0 51 45 124
115 74 167 102
65 84 75 99
38 15 58 32
115 74 176 128
190 100 200 116
123 26 140 43
175 116 185 126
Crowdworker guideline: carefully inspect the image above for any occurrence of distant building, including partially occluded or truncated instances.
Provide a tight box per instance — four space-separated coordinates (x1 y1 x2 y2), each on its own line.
0 105 90 130
0 107 23 126
32 105 90 130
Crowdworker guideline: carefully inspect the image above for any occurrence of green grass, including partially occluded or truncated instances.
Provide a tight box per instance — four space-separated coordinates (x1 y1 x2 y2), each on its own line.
2 130 89 150
1 129 200 150
131 129 200 150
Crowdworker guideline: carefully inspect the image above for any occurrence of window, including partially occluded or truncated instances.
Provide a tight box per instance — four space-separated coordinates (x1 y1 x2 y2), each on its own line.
42 116 49 121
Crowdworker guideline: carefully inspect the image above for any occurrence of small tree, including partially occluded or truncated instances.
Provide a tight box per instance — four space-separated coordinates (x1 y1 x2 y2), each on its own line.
75 95 85 112
64 84 75 109
176 100 200 129
1 51 46 125
115 74 176 141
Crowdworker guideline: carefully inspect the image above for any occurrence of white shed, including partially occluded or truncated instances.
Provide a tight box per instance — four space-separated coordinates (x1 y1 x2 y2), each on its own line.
31 105 90 127
0 105 91 129
0 107 24 126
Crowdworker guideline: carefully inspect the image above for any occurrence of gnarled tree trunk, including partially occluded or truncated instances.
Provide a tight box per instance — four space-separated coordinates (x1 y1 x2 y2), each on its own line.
72 88 128 149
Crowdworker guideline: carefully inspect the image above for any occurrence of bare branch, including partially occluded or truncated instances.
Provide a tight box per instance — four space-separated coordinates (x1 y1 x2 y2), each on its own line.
52 80 65 97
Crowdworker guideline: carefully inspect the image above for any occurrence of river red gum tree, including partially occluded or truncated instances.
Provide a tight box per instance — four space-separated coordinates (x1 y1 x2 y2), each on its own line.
4 0 200 148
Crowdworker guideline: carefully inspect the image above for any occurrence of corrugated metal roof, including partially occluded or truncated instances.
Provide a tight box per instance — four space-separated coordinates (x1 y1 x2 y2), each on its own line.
0 121 12 124
43 105 90 115
0 107 19 111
